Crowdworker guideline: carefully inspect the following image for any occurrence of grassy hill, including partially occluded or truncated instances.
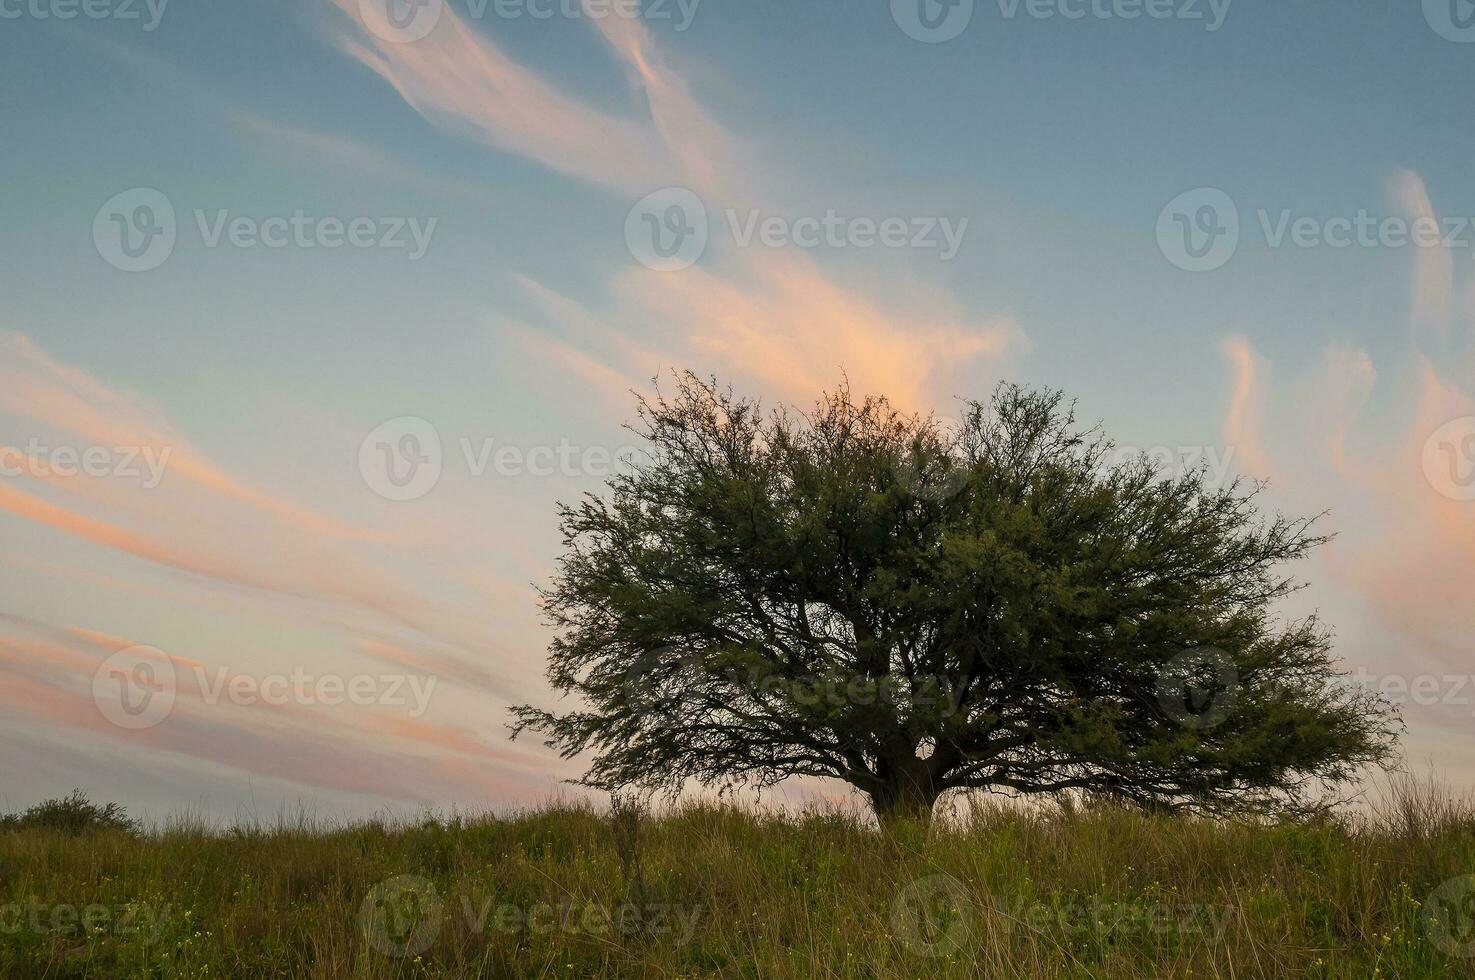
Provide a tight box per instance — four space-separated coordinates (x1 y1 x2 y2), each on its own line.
1 785 1472 978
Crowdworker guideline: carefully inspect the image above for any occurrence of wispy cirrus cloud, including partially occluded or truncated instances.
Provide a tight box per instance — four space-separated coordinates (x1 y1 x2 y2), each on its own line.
1392 169 1455 343
0 333 372 540
1220 335 1274 482
327 0 671 194
0 611 550 805
1217 170 1475 687
321 1 1021 410
615 253 1023 410
0 333 533 707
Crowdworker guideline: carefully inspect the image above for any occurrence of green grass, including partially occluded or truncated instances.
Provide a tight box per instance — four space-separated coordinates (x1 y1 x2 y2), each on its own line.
1 782 1473 978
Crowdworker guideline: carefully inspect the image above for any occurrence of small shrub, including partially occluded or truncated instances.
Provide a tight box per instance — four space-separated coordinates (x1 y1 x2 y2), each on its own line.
0 790 138 835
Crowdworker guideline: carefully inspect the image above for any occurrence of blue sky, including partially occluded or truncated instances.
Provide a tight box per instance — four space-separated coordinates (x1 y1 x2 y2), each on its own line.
1 0 1473 820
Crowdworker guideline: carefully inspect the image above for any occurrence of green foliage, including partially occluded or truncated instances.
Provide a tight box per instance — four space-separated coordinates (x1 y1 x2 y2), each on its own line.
0 788 1471 978
512 374 1399 819
0 790 138 835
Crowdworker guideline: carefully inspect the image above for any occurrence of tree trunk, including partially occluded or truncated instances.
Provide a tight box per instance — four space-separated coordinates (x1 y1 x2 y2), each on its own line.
869 767 942 828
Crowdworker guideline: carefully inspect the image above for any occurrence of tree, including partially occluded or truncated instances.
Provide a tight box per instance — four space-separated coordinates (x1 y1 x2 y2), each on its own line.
511 373 1398 823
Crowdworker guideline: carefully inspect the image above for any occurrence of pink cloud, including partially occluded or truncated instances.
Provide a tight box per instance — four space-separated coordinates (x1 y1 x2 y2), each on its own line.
1220 171 1475 684
0 623 548 801
1220 335 1275 482
327 0 669 194
0 332 373 540
319 6 1020 412
1391 169 1454 341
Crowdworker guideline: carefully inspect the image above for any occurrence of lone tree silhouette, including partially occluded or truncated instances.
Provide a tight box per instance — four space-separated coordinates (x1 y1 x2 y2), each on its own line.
511 373 1396 822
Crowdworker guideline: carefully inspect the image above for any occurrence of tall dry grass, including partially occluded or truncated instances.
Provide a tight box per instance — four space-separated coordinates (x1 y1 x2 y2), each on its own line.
0 779 1472 978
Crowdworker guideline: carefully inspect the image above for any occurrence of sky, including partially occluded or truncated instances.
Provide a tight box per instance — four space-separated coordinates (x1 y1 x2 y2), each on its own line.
1 0 1473 822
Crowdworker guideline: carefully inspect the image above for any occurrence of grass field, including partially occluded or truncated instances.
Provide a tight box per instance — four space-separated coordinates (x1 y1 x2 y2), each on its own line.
1 783 1473 978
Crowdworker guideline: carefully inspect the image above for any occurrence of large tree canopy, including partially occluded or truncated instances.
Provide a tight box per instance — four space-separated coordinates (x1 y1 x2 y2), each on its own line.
511 374 1397 821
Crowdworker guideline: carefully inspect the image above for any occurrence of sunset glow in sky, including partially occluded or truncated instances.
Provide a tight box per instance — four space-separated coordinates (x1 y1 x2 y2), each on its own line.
2 0 1473 820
